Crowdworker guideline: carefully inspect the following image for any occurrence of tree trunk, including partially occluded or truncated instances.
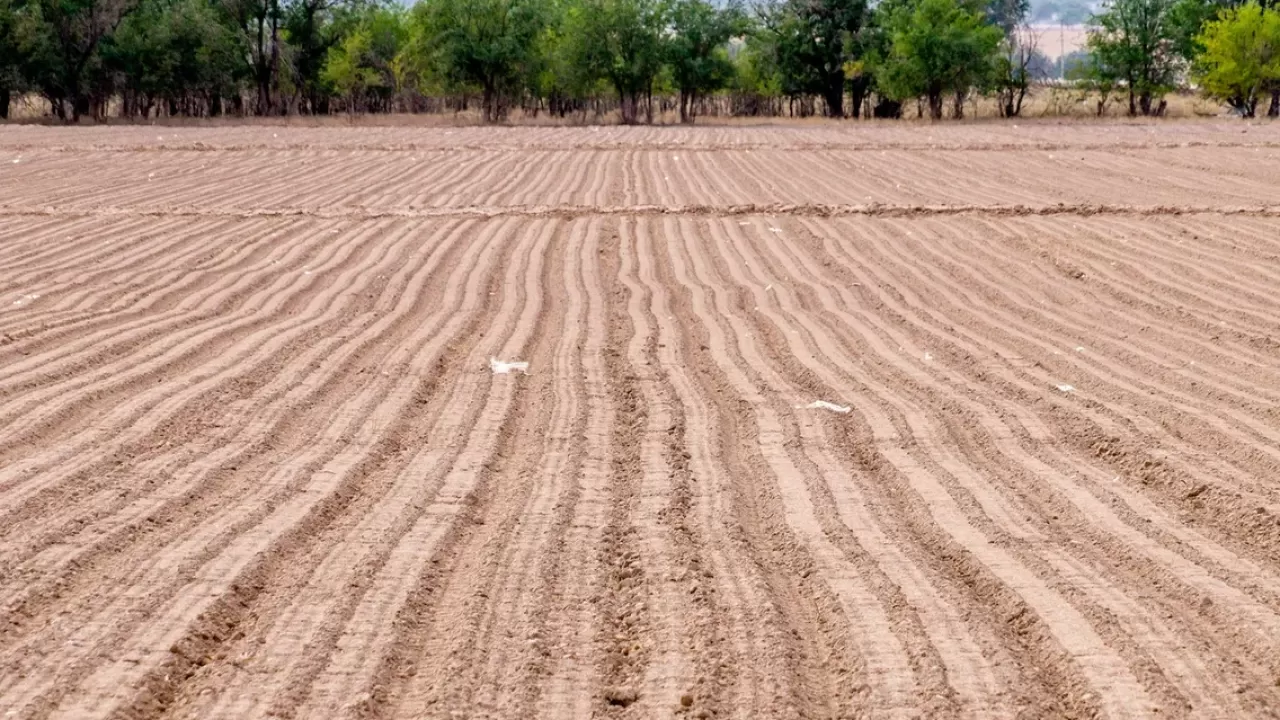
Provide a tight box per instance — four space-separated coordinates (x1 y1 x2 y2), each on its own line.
850 77 869 119
72 93 90 123
270 6 281 115
679 90 690 124
953 90 965 120
1270 89 1280 117
619 92 638 124
1138 91 1153 116
256 15 270 115
824 81 844 118
482 83 496 123
0 89 9 120
927 92 943 120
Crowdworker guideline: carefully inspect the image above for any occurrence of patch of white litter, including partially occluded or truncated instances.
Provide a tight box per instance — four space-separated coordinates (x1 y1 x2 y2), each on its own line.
1056 384 1075 393
798 400 851 414
490 358 529 375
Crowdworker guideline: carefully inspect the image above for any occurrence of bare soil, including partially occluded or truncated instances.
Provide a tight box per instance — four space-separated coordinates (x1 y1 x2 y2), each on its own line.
2 122 1280 719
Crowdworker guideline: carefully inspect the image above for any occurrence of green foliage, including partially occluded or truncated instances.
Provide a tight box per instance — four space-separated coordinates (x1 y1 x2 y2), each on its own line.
1085 0 1183 115
759 0 870 116
104 0 245 116
10 0 142 120
875 0 1003 118
0 0 1261 122
400 0 547 120
0 0 34 116
986 0 1029 34
561 0 668 122
321 4 403 111
666 0 746 121
1193 2 1280 116
285 0 377 113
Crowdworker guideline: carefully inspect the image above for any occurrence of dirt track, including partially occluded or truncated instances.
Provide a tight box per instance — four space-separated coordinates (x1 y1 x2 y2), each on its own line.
2 122 1280 719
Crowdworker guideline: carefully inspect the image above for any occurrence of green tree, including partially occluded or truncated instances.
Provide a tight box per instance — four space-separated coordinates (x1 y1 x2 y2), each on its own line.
875 0 1003 118
761 0 870 117
1169 0 1280 113
1085 0 1182 115
667 0 746 122
220 0 284 114
284 0 373 114
401 0 548 121
0 0 27 118
104 0 246 117
15 0 139 120
728 32 785 114
562 0 667 123
321 4 403 111
989 32 1037 116
1193 2 1280 116
986 0 1029 33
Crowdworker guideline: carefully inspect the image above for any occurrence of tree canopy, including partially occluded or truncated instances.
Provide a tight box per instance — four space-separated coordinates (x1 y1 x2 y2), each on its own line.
1193 1 1280 116
876 0 1004 118
0 0 1270 122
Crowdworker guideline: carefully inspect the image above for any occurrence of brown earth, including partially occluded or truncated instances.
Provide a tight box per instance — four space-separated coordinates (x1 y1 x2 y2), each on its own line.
2 122 1280 719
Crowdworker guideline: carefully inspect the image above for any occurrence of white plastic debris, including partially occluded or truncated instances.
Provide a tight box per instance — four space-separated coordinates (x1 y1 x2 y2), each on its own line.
1074 346 1085 353
923 351 933 362
769 227 783 233
798 400 851 414
764 283 773 292
1056 384 1075 393
490 357 529 375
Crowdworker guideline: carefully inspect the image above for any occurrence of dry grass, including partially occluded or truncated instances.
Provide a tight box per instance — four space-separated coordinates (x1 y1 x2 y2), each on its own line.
2 87 1242 127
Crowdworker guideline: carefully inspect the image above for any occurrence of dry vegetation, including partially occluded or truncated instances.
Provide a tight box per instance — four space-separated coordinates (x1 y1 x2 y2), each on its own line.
2 121 1280 719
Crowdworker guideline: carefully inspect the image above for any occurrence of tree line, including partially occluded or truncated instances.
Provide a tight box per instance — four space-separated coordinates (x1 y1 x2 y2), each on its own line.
0 0 1277 122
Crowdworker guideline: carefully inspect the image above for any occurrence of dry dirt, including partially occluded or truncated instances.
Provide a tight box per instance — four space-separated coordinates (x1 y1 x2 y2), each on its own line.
2 121 1280 719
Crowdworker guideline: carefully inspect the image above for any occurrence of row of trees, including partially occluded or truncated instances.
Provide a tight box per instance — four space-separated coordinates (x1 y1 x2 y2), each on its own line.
0 0 1276 122
1072 0 1280 117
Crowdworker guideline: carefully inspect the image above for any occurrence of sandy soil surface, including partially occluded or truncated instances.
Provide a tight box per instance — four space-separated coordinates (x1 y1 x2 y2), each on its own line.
2 122 1280 719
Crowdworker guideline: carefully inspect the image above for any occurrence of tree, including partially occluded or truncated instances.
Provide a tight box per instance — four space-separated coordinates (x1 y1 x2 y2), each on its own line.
400 0 547 121
0 0 27 118
284 0 366 114
1085 0 1182 115
875 0 1003 118
219 0 284 114
1067 50 1122 113
989 27 1038 115
1170 0 1280 113
562 0 667 123
103 0 246 117
666 0 745 122
321 4 403 111
986 0 1029 33
760 0 870 117
15 0 140 120
1193 2 1280 116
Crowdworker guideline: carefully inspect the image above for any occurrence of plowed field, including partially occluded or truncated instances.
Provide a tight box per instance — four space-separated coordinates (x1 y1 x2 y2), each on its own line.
2 123 1280 720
